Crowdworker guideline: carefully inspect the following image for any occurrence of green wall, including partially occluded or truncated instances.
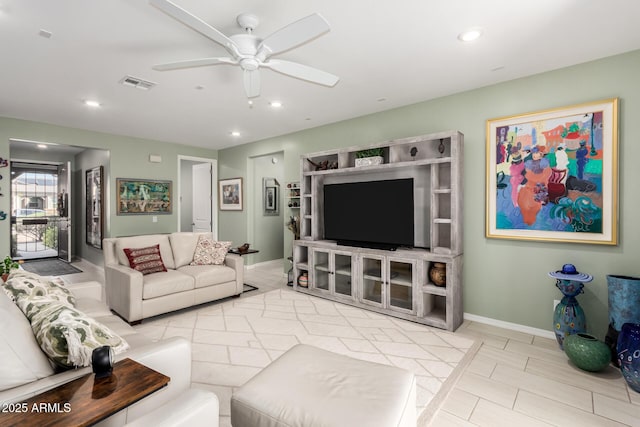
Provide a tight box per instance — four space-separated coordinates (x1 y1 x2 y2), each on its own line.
218 49 640 336
0 118 218 263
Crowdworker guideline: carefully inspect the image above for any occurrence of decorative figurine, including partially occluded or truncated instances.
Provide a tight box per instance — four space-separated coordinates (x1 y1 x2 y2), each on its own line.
549 263 592 350
92 345 115 378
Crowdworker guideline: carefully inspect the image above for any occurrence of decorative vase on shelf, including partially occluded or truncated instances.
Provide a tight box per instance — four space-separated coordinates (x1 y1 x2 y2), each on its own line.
606 275 640 366
429 262 446 287
549 264 592 350
297 272 308 288
617 322 640 393
564 333 611 372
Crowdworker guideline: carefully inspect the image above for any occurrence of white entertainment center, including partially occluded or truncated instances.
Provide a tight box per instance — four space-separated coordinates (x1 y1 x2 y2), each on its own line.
293 130 464 331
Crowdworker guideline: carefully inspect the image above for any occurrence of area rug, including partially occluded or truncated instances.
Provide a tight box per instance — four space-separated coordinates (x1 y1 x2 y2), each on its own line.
133 289 478 425
20 259 82 276
242 283 258 293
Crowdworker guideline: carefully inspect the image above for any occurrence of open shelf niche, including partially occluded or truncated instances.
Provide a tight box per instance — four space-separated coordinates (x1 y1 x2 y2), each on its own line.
293 130 464 331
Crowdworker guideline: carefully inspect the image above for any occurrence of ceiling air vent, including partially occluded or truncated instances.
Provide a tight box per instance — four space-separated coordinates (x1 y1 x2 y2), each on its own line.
119 75 156 90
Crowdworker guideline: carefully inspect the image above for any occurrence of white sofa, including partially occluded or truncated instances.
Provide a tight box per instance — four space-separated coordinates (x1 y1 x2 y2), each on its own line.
104 232 243 324
0 279 219 426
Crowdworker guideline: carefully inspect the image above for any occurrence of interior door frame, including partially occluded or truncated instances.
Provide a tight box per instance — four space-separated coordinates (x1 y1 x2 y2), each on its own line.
57 161 72 262
9 157 69 261
177 155 218 239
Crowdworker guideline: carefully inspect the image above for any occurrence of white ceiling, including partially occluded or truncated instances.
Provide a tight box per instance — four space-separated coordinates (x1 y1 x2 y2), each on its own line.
1 0 639 151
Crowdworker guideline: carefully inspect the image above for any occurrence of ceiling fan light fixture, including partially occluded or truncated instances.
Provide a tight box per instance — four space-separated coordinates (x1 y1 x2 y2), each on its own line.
458 28 483 42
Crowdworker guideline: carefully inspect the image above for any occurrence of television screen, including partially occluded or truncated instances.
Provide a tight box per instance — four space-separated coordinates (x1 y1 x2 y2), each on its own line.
323 178 414 250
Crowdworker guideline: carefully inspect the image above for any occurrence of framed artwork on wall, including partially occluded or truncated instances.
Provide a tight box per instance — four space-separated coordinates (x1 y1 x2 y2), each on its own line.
219 178 243 211
86 166 103 248
116 178 172 215
263 177 279 216
486 98 619 245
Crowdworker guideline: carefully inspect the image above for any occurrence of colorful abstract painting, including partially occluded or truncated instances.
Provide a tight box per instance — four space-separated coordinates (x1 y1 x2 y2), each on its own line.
486 99 618 244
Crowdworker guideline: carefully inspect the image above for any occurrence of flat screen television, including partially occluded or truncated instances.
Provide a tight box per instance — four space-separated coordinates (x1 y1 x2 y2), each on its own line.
323 178 414 250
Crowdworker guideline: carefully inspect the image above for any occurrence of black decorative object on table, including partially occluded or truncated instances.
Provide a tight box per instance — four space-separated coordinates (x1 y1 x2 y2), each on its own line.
92 346 115 378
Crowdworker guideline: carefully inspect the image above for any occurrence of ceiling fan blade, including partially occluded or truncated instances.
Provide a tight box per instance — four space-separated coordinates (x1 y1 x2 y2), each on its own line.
150 0 237 51
243 69 261 98
264 60 339 87
153 57 235 71
258 13 330 56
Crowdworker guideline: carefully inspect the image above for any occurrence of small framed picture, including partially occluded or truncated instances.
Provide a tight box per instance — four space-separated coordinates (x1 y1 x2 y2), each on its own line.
219 178 243 211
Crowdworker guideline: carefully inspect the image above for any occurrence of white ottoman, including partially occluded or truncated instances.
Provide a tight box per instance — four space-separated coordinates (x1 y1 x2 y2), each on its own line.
231 344 416 427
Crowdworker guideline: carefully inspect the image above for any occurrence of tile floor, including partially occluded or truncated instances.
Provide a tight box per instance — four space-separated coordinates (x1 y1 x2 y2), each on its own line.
64 259 640 427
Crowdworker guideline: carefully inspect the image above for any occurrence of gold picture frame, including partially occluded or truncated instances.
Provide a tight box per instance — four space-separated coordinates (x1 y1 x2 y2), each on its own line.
486 98 619 245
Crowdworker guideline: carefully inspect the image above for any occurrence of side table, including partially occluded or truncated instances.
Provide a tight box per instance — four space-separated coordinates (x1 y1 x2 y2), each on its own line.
228 248 259 291
0 358 169 427
228 248 259 257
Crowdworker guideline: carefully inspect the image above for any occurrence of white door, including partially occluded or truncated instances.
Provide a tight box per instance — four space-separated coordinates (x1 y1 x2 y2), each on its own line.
57 161 72 262
192 163 212 232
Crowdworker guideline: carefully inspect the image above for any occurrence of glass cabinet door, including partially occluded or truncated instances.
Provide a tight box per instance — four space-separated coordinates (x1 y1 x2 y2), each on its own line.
312 250 330 291
333 253 353 297
388 259 414 312
361 256 383 305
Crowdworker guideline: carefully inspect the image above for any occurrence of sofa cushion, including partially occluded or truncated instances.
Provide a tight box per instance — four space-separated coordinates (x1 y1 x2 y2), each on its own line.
3 270 76 307
115 234 176 270
0 291 54 392
190 235 231 266
124 244 168 275
142 269 195 300
28 300 130 368
170 232 205 268
177 265 237 288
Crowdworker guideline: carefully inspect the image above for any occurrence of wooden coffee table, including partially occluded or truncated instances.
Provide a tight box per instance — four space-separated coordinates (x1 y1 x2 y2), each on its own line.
0 358 169 427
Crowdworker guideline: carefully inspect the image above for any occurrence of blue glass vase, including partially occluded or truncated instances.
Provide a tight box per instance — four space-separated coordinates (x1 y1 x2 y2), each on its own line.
606 275 640 366
553 279 586 350
617 322 640 393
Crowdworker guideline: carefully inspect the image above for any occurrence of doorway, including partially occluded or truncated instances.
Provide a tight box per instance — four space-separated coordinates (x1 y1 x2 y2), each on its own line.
247 152 284 265
10 161 70 261
178 156 218 238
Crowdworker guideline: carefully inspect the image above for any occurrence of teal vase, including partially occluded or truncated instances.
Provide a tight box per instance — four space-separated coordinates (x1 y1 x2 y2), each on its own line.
564 333 611 372
553 280 586 350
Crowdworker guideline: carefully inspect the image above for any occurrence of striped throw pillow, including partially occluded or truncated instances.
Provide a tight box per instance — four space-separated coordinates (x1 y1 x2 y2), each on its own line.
123 244 167 275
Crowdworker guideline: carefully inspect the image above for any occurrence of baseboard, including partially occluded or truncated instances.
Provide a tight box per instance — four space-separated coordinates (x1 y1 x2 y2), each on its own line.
463 312 556 339
246 258 284 270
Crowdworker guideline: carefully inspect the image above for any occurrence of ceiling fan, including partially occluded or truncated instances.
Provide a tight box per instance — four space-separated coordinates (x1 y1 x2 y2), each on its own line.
150 0 340 99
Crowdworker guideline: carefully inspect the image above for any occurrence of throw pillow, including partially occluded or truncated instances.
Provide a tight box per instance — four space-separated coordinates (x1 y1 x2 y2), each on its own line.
190 236 231 266
29 300 129 368
3 270 76 308
123 244 167 275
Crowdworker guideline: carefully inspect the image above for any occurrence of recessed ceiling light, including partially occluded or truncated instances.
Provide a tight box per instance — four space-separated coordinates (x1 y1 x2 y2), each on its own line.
458 28 483 42
37 144 47 149
269 101 282 108
230 131 241 137
84 100 101 108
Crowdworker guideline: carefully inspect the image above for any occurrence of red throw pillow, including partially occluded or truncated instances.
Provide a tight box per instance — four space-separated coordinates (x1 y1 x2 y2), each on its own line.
123 244 167 275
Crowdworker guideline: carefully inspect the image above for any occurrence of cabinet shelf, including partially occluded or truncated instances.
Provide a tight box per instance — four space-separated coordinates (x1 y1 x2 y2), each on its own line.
335 266 352 276
434 218 452 224
303 156 452 177
422 284 447 296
